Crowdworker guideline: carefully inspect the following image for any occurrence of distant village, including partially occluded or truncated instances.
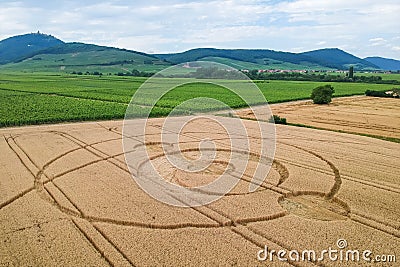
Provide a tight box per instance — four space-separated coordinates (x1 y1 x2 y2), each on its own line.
240 69 398 74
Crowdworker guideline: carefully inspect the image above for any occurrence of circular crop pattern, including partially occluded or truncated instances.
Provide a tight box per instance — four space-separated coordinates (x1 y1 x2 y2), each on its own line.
278 192 349 221
123 61 276 207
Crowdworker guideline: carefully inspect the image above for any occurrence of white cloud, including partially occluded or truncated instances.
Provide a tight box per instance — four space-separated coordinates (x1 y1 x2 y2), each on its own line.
0 3 43 39
182 26 270 44
369 38 388 47
110 35 177 53
0 0 399 59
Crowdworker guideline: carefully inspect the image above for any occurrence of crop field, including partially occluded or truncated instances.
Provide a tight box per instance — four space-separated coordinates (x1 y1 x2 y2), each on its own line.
0 73 397 127
357 72 400 81
323 72 400 82
0 115 399 266
238 96 400 142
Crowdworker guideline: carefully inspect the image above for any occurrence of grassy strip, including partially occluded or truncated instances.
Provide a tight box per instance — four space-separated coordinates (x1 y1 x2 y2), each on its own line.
286 123 400 143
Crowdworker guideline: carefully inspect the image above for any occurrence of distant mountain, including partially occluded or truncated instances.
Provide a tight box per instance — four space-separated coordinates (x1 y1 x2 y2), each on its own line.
300 48 379 70
156 48 380 71
0 32 396 73
156 48 316 65
0 34 170 73
364 57 400 71
0 32 64 64
16 42 159 61
155 48 329 70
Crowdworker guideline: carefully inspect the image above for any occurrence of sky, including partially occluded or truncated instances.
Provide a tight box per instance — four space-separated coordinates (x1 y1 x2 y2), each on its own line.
0 0 399 59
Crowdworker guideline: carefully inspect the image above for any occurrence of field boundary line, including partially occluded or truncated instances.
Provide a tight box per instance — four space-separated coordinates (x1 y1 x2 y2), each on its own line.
350 214 400 238
71 218 115 267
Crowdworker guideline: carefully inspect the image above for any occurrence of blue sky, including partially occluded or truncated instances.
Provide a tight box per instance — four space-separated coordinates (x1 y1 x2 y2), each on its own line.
1 0 399 59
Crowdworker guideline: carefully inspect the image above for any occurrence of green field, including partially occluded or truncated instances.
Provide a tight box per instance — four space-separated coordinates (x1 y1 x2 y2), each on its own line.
0 73 397 127
0 46 170 74
355 72 400 81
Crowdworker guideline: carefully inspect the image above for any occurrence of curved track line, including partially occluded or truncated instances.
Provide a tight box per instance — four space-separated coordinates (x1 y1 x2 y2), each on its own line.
35 133 229 230
276 142 399 238
40 131 309 265
279 142 341 200
4 134 132 266
135 132 400 194
276 157 400 194
37 151 289 230
5 128 398 267
147 146 288 196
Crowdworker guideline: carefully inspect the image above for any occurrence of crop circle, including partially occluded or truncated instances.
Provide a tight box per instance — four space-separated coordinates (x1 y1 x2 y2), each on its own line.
123 61 276 207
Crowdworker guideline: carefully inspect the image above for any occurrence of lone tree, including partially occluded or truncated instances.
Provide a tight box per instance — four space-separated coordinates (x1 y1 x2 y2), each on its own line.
311 85 335 104
348 66 354 79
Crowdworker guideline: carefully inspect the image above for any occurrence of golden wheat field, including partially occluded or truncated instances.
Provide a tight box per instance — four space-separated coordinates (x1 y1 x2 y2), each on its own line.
238 96 400 139
0 106 399 266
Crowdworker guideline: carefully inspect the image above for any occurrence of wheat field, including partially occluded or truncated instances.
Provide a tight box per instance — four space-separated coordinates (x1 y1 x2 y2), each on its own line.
0 108 399 266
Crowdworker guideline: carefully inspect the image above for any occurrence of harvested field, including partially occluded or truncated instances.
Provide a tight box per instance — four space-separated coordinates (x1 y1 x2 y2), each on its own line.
238 96 400 140
0 115 399 266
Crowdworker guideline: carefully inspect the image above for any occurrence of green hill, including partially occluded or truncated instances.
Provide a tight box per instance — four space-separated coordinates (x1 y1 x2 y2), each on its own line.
300 48 379 70
155 48 379 70
0 42 170 73
364 57 400 71
0 32 64 64
0 33 389 73
155 48 330 69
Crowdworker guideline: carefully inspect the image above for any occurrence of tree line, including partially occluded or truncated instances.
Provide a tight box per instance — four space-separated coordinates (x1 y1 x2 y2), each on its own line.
243 70 399 85
71 69 155 77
